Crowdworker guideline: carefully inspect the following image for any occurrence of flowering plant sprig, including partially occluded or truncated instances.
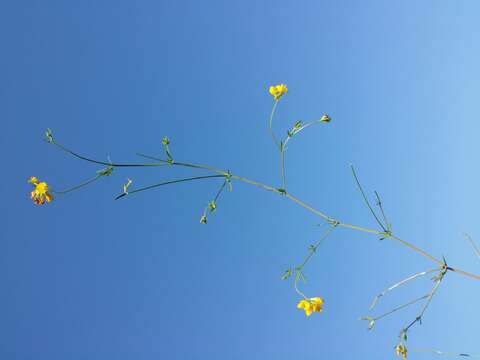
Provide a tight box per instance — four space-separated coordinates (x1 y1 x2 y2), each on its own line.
28 83 480 357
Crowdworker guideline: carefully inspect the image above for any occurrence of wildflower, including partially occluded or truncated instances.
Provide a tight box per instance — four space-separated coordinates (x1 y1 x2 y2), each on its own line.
269 84 288 101
396 343 408 359
320 114 331 123
297 297 324 316
29 177 54 205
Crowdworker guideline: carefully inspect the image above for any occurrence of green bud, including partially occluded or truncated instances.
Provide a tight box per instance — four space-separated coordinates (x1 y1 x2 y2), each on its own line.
360 316 376 330
293 120 303 130
320 114 331 123
162 136 170 146
45 128 54 143
200 214 207 224
208 201 217 212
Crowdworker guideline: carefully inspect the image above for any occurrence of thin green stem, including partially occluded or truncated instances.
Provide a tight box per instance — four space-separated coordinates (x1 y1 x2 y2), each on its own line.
412 348 480 358
370 268 441 310
464 233 480 261
297 226 335 271
115 175 225 200
51 140 480 281
404 276 444 332
53 174 103 195
351 165 387 232
53 141 169 168
281 148 286 190
373 294 430 322
374 190 391 230
294 271 308 299
213 180 227 202
283 118 326 149
269 101 280 149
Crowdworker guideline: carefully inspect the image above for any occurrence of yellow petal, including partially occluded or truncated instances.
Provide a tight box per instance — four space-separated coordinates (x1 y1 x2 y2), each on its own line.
36 182 49 194
46 193 54 203
297 300 308 309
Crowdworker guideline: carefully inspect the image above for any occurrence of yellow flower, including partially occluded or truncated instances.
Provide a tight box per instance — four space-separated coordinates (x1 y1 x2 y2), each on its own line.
269 84 288 101
396 343 407 359
29 177 54 205
297 297 324 316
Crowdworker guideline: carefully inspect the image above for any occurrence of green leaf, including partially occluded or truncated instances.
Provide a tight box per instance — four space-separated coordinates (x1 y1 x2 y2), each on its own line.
97 167 114 176
123 178 133 194
281 268 293 280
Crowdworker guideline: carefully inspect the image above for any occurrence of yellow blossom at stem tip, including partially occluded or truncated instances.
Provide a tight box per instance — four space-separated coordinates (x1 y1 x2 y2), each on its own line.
297 297 324 316
269 84 288 101
29 177 54 205
396 343 407 359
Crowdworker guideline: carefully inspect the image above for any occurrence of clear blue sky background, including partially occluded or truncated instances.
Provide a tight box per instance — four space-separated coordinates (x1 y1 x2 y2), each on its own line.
2 1 480 359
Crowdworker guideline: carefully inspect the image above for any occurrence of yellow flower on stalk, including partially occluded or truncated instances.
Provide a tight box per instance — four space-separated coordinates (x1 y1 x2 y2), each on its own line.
269 84 288 101
297 297 324 316
396 343 408 359
29 177 54 205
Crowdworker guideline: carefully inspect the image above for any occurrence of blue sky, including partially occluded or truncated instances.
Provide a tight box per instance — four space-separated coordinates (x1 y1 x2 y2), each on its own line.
2 1 480 359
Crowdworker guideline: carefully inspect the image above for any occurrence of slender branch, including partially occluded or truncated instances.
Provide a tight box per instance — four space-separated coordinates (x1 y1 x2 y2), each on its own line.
373 294 430 322
52 140 169 168
413 348 480 358
351 165 387 232
297 226 335 271
464 233 480 261
283 118 327 149
374 190 391 230
294 271 308 299
213 180 227 202
268 101 280 149
50 140 480 281
370 268 441 310
53 174 103 195
115 175 226 200
281 147 286 190
404 275 444 332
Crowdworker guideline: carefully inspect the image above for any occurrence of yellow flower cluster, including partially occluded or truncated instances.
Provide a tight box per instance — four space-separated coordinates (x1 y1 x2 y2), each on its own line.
29 176 54 205
396 343 407 359
297 297 324 316
269 84 288 101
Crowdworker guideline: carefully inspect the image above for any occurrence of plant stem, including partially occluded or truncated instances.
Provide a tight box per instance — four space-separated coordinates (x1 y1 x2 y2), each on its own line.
115 175 225 200
373 294 430 322
52 141 480 281
351 165 387 232
268 101 280 149
53 174 103 194
370 268 441 310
